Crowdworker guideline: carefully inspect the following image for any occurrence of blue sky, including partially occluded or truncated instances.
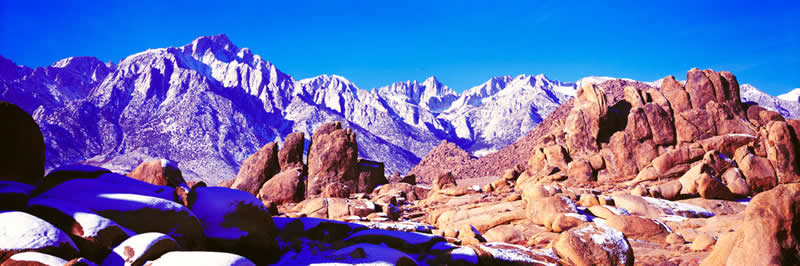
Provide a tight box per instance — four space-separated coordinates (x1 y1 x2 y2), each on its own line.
1 0 798 95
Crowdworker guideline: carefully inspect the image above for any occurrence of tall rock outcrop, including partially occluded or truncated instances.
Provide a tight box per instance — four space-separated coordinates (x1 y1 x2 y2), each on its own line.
306 122 359 198
231 142 280 196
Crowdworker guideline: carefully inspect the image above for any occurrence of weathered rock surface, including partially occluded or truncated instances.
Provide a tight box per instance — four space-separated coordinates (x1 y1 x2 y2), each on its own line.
127 159 187 188
553 222 634 266
101 232 180 266
257 167 304 205
703 184 800 265
188 187 280 265
307 122 359 198
356 159 387 194
231 142 279 196
277 132 305 171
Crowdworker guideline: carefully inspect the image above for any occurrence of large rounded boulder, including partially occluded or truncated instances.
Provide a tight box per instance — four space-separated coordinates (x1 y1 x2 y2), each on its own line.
35 173 204 250
101 232 181 266
143 251 255 266
553 222 634 266
0 211 79 262
703 183 800 265
27 198 134 262
0 101 45 185
257 167 304 205
188 186 280 265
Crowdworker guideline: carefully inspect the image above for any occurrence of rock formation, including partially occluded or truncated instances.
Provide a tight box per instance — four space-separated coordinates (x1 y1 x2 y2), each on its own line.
306 121 359 198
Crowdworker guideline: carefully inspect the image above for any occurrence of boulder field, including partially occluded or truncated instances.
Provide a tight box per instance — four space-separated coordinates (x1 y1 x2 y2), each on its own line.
3 68 800 265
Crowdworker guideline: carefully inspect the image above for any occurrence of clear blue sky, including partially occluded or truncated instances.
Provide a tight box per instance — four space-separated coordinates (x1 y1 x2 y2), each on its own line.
1 0 798 95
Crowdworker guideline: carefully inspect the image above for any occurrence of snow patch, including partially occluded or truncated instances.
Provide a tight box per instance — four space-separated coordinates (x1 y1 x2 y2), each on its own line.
0 211 77 252
344 229 442 246
355 221 434 233
574 221 630 265
9 252 68 265
147 251 255 266
28 197 134 238
450 246 479 264
641 196 714 218
479 242 557 265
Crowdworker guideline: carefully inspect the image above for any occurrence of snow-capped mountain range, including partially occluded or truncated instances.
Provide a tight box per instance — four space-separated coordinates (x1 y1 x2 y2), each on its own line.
1 34 797 184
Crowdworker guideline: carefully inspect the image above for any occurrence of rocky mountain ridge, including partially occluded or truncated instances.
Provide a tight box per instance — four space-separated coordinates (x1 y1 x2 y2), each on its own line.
2 34 798 185
0 34 576 184
4 67 800 265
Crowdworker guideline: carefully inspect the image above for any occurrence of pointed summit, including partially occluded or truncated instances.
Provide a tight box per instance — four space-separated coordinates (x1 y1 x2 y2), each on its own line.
423 76 439 84
187 34 239 62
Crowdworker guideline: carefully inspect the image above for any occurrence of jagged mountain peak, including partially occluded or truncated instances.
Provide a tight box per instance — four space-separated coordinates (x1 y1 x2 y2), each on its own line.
186 34 238 61
52 56 104 68
299 74 358 89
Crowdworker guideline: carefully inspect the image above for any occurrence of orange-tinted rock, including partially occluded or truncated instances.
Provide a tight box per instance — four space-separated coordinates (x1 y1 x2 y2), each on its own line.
231 142 279 196
626 106 651 140
650 180 682 200
764 121 800 184
567 160 594 183
684 68 717 111
543 144 570 171
652 145 703 178
605 215 670 243
734 146 777 193
702 150 735 176
719 71 744 115
127 159 187 188
704 184 800 265
660 75 692 114
432 172 457 191
356 159 387 194
217 178 235 188
321 182 350 198
697 134 758 158
675 109 715 144
257 167 304 205
606 131 639 179
643 103 675 145
721 168 750 197
278 132 305 171
526 196 578 229
306 122 359 198
407 140 475 184
553 222 634 266
623 86 645 108
564 108 600 158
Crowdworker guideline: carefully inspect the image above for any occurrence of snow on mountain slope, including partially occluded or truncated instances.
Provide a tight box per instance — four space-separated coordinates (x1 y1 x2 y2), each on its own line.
777 88 800 102
2 34 797 184
441 74 576 155
740 84 800 119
